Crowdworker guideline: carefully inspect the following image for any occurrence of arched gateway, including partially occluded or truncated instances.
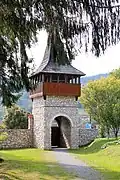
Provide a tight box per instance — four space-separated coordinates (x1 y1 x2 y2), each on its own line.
51 116 71 148
29 43 85 150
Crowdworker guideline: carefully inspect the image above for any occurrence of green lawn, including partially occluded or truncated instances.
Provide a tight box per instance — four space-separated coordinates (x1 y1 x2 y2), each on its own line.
70 138 120 180
0 148 73 180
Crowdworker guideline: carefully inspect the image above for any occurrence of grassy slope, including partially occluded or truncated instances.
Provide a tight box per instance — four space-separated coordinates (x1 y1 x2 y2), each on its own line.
0 149 73 180
70 138 120 180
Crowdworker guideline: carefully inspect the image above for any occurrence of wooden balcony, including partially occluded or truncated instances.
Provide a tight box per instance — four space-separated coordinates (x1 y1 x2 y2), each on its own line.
30 82 81 99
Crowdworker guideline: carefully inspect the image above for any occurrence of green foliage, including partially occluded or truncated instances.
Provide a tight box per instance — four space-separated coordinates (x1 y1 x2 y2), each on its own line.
0 124 7 142
0 132 7 142
4 105 28 129
99 125 106 138
80 72 120 138
1 1 120 106
110 68 120 79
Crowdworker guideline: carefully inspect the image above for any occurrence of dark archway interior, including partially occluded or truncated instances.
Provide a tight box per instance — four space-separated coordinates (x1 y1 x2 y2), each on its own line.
51 116 71 148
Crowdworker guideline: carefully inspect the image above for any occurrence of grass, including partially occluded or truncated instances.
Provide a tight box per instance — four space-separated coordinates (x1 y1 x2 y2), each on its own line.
70 138 120 180
0 148 74 180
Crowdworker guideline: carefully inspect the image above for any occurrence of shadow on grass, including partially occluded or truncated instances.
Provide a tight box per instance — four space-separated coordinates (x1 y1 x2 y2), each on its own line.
1 158 120 180
0 147 120 180
0 172 23 180
61 162 120 180
0 151 73 180
69 138 119 154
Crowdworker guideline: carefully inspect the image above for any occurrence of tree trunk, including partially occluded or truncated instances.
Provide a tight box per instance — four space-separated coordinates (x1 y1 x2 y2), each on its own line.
100 125 105 138
115 131 118 139
113 128 118 139
107 128 110 139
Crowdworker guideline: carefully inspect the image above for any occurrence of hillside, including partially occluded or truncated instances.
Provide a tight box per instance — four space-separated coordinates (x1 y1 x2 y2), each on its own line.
81 73 108 85
17 90 32 113
0 73 108 120
0 106 4 121
70 138 120 180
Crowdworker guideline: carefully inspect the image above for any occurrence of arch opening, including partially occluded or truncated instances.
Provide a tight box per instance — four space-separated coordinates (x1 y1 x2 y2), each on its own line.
51 116 71 148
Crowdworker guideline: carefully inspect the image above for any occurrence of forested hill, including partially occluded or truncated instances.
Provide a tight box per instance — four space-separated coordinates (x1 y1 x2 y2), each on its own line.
0 73 108 120
81 73 108 85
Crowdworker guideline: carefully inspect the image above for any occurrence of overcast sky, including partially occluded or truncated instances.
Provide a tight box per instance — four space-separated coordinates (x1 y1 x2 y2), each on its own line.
29 31 120 76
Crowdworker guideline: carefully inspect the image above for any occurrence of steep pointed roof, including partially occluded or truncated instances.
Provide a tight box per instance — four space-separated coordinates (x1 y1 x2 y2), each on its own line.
32 44 85 76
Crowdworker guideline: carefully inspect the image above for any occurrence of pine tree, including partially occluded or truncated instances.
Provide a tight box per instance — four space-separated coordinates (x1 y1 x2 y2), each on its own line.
0 0 120 106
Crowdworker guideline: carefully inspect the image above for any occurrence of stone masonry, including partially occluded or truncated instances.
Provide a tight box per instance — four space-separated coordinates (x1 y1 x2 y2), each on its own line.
79 129 98 146
0 126 98 150
32 96 80 149
0 129 33 149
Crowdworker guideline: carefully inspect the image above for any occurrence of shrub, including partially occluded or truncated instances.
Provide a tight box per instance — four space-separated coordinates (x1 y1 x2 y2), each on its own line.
4 105 28 129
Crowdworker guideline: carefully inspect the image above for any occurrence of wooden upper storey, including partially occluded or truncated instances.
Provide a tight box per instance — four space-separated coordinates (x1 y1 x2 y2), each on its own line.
30 82 81 98
30 73 81 98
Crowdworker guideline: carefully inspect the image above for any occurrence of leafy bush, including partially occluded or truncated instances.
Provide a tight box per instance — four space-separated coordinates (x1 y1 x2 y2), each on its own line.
0 124 7 142
0 132 7 142
4 105 28 129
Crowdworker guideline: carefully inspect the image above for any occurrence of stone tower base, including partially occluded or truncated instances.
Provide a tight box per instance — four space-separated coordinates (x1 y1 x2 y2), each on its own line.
32 96 80 149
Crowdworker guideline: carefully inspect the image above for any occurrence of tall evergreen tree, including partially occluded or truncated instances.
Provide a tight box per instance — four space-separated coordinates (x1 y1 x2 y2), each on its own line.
0 0 120 106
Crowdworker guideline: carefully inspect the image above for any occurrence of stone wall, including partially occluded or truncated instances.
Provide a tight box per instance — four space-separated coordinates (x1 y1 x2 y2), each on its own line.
0 108 98 150
0 128 98 149
0 129 33 149
79 129 98 146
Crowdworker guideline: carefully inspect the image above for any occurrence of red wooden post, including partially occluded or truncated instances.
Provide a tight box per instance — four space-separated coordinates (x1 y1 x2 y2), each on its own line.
28 114 33 129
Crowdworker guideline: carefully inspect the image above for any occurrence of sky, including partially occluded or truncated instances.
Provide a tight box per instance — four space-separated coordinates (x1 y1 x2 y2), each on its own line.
29 31 120 76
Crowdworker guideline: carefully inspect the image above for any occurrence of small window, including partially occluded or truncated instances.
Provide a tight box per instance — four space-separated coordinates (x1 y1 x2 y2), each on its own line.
69 76 74 84
52 74 58 82
76 77 80 84
44 74 51 82
44 75 48 82
73 77 76 84
59 74 65 83
39 74 42 82
68 76 72 83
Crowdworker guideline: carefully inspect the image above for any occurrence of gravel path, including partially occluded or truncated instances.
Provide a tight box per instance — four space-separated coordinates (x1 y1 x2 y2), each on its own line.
52 148 104 180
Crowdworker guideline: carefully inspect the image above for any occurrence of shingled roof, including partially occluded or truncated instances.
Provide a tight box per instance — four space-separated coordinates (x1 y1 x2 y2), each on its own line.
32 45 85 76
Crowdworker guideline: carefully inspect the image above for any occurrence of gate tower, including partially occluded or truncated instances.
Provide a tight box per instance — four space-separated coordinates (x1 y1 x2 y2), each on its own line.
30 44 85 149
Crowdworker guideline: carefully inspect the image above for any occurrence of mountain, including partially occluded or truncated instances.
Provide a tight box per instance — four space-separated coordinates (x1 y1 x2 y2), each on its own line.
81 73 109 85
0 106 4 121
17 90 32 113
0 91 32 121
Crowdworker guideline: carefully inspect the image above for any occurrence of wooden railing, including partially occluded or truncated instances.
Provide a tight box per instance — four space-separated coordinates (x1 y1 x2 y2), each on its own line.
30 82 81 98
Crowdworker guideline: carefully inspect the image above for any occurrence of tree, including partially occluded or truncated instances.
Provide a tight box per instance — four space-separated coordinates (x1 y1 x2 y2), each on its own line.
80 75 120 138
1 0 120 106
110 68 120 79
0 124 7 163
3 105 28 129
0 124 7 142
